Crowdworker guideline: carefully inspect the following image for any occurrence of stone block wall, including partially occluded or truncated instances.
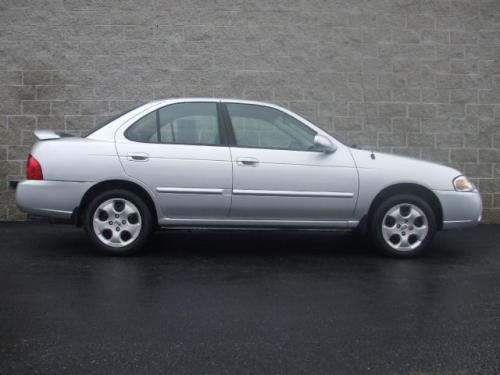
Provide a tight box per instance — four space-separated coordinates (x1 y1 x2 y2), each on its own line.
0 0 499 222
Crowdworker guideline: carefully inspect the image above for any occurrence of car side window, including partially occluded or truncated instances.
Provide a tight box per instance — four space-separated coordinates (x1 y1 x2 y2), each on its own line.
125 111 159 143
158 102 220 145
125 102 221 146
225 103 316 151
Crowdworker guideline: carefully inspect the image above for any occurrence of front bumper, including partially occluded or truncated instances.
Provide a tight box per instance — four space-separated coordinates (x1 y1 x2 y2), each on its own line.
16 180 92 220
433 189 482 230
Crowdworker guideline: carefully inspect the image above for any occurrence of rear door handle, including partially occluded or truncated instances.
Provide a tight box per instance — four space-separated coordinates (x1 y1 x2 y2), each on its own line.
127 152 149 161
236 157 259 166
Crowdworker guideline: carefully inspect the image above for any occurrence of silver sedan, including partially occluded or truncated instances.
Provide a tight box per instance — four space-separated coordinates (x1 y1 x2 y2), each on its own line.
16 98 482 257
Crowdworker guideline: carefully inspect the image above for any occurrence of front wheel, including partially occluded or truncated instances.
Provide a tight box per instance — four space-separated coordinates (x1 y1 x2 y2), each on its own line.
84 189 153 255
370 194 436 257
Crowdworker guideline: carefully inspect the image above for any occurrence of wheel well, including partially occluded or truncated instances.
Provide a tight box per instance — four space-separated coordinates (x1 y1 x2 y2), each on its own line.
74 180 159 227
366 183 443 231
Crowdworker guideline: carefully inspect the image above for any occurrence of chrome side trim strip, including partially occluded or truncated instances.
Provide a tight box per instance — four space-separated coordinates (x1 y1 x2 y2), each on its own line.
157 187 354 198
157 187 225 194
232 189 354 198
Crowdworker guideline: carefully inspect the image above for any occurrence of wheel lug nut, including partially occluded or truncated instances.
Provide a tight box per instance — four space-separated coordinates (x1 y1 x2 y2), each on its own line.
116 227 120 231
402 231 406 236
396 224 400 228
115 214 119 218
122 220 126 225
108 221 113 225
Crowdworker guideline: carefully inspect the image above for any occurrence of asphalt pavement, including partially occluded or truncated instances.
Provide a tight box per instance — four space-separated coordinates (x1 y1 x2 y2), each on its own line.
1 222 499 374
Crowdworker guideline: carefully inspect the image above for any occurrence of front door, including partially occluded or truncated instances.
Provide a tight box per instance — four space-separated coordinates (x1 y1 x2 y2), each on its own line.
115 101 232 219
224 102 358 222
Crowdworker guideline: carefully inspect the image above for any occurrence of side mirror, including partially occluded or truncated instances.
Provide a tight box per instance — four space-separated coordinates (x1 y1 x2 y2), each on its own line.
313 134 337 153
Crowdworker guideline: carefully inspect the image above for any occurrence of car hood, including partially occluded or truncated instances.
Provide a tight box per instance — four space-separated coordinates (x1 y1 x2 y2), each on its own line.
349 148 462 191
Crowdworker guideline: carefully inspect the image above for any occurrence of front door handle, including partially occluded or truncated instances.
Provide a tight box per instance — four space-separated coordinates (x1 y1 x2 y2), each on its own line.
127 152 150 161
236 157 259 166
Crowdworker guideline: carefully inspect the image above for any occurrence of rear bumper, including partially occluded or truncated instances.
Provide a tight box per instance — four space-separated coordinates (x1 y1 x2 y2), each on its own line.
433 189 482 230
16 180 91 220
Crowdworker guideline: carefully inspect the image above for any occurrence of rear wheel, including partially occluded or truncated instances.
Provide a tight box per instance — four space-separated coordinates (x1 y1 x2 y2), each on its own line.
370 194 436 257
84 189 153 255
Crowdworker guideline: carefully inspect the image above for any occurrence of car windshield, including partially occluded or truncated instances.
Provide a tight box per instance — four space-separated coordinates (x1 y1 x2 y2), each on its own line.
84 104 144 137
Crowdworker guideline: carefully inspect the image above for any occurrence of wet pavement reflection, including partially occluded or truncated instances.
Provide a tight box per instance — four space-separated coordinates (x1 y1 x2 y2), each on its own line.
1 223 499 374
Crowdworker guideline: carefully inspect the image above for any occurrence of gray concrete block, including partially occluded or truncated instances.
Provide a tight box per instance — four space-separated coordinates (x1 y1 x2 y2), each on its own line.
0 0 498 221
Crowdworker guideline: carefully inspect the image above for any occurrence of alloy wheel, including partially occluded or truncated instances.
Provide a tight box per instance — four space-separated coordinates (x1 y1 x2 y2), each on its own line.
381 203 428 251
92 198 142 248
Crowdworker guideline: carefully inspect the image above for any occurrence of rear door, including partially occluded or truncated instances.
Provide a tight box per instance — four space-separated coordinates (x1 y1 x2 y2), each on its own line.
223 102 358 222
115 101 232 219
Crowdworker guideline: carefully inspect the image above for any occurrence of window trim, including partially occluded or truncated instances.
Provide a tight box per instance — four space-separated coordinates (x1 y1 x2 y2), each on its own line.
219 102 236 146
124 101 228 147
155 109 161 143
216 102 231 146
221 102 320 153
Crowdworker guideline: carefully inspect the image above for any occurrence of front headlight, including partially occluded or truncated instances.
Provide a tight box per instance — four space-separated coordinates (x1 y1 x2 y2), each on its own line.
453 175 476 192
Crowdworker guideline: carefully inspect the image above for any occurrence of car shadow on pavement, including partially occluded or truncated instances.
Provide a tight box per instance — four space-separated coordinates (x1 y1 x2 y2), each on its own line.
25 223 475 264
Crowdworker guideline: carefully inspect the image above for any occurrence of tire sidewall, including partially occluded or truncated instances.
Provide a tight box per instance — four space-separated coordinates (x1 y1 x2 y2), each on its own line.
84 189 153 255
371 194 436 257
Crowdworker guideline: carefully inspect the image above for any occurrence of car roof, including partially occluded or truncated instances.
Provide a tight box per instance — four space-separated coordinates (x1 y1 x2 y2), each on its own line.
151 98 282 108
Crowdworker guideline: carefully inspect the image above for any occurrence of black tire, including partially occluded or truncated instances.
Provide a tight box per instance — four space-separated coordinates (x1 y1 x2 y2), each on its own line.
84 189 153 256
370 194 436 257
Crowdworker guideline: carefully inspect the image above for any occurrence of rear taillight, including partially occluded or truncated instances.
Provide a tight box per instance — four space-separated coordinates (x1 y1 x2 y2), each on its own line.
26 154 43 180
